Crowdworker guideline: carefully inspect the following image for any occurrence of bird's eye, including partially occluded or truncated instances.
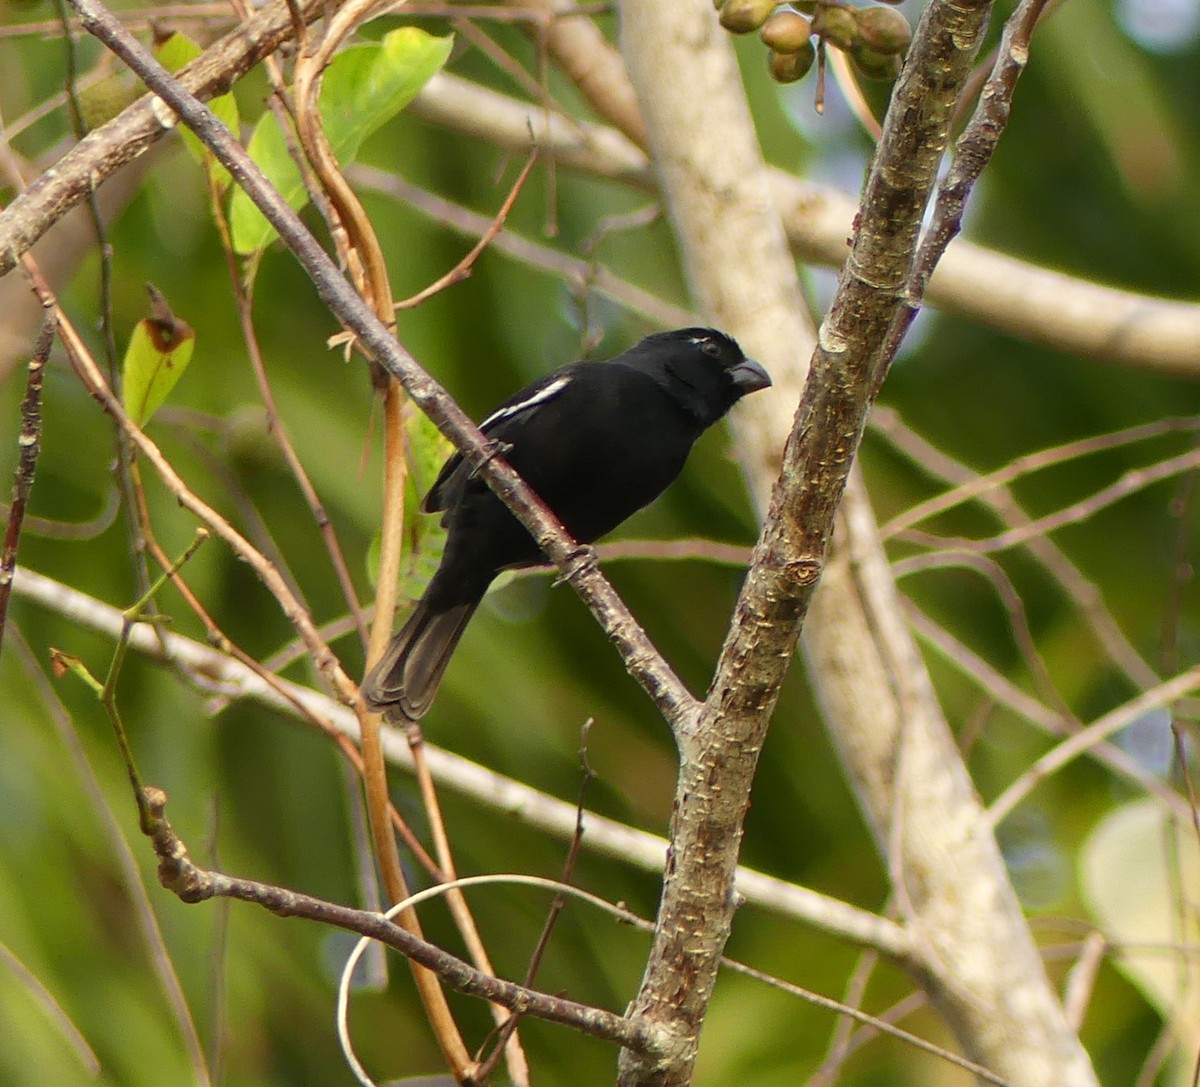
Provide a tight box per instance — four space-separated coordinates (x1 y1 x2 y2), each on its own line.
700 340 720 358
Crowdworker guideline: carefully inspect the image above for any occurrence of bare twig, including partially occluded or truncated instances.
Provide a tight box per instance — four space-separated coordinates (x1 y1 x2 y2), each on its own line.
0 311 54 658
904 603 1192 820
897 444 1200 556
141 788 670 1056
871 406 1164 690
349 164 694 328
892 548 1074 719
882 417 1200 538
0 486 120 540
394 148 539 310
215 202 370 647
989 664 1200 825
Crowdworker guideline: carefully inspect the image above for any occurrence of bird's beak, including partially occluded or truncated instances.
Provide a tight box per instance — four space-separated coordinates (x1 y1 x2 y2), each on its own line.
730 357 772 393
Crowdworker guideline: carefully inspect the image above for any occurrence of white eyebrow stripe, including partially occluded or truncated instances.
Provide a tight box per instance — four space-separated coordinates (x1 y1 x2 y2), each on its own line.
480 375 572 431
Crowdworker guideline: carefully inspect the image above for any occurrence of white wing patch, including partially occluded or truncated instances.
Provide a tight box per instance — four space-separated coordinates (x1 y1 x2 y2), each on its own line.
479 375 571 431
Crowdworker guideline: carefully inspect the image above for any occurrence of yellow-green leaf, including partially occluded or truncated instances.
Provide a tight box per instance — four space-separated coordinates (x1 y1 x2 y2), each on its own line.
367 409 451 600
155 30 239 191
229 28 452 253
122 286 196 426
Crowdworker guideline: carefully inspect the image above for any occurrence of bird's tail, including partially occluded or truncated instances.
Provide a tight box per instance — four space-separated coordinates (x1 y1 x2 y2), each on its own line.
361 598 479 720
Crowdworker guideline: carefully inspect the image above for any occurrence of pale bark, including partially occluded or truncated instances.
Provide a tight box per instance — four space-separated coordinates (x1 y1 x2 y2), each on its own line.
616 0 1099 1084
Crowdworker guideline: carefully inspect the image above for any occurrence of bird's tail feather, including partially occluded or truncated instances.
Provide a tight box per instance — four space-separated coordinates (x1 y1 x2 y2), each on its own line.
361 598 478 720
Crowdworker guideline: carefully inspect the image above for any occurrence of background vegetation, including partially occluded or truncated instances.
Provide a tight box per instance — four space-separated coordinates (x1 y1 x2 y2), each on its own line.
2 0 1200 1083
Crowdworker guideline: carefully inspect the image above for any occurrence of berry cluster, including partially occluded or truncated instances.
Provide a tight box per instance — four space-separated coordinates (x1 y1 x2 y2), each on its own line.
716 0 913 85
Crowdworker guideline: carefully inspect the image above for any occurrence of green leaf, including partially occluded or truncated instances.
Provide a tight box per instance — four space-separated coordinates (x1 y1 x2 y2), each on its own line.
406 407 453 509
122 287 196 426
154 31 239 191
229 28 453 254
401 409 451 600
366 409 452 600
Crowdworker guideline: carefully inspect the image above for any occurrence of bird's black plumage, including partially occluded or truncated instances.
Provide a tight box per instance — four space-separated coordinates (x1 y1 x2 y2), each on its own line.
362 327 771 719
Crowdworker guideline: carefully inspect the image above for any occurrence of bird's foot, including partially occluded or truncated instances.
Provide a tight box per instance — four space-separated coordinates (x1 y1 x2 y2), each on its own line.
553 545 599 587
468 439 514 479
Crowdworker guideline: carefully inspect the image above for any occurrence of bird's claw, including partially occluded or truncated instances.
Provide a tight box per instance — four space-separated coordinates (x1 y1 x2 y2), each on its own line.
468 439 514 480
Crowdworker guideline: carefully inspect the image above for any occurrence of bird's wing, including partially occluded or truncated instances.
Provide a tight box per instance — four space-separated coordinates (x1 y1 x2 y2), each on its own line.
422 366 579 514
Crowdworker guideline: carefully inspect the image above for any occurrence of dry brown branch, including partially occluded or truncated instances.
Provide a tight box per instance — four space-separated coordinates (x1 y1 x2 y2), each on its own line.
140 785 670 1055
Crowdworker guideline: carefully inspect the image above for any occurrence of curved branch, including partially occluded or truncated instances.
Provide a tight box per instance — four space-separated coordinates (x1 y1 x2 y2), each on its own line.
141 786 668 1056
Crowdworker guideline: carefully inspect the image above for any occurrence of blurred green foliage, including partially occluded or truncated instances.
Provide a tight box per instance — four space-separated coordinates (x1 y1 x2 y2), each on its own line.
2 0 1200 1084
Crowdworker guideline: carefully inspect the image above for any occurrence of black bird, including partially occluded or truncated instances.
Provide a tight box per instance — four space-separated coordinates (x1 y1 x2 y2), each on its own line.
361 327 771 719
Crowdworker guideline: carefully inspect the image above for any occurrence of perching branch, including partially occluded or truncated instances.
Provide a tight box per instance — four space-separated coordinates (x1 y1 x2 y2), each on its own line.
65 0 701 738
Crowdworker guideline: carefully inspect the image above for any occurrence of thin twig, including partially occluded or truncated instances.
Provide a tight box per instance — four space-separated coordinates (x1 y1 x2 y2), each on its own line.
350 164 695 329
905 603 1192 821
394 147 539 311
897 446 1200 556
0 311 54 658
989 664 1200 825
142 792 669 1056
881 416 1200 538
215 199 371 648
0 485 120 540
892 549 1075 720
871 406 1164 690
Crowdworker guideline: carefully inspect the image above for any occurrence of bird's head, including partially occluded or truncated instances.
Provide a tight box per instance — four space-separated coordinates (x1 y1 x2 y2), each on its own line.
630 327 772 426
